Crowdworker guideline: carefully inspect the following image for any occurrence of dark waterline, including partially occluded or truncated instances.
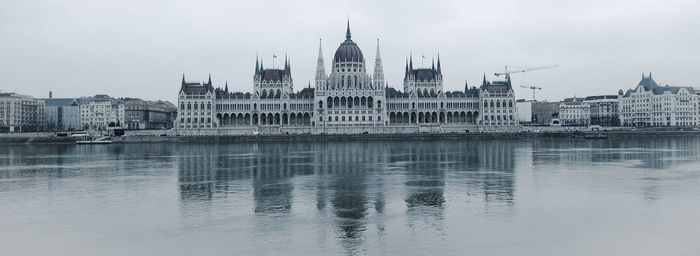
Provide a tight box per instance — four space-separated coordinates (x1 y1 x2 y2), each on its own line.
1 137 700 255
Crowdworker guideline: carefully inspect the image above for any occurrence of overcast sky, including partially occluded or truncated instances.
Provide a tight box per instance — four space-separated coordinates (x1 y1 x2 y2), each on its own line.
1 0 699 103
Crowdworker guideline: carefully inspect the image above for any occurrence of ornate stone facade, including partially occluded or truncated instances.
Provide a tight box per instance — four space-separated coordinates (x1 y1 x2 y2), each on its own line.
176 23 518 135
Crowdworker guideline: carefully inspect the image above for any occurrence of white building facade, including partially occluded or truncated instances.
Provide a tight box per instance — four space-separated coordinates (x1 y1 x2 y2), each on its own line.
176 23 518 135
584 95 619 126
559 101 590 126
0 93 45 132
619 74 698 127
79 95 125 130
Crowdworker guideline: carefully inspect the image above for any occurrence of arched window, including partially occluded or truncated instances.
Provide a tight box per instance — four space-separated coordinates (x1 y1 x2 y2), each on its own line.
319 101 323 109
347 76 352 89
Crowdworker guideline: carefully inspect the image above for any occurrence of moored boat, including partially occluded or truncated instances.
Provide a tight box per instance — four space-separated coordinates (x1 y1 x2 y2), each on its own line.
584 133 608 139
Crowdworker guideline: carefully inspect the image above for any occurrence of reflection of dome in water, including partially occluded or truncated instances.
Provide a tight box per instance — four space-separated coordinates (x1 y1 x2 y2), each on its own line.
333 22 364 63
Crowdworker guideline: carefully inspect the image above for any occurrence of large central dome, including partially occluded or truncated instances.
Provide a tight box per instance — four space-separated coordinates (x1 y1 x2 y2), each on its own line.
333 22 364 63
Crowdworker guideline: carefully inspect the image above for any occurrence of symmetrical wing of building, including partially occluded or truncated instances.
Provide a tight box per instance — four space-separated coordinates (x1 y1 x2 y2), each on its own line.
177 23 519 134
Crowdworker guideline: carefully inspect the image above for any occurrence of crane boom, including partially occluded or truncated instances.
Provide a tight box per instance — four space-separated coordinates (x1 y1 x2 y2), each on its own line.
494 65 558 77
520 85 542 101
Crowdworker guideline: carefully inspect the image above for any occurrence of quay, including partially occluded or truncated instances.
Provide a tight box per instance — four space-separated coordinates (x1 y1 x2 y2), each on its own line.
3 128 700 145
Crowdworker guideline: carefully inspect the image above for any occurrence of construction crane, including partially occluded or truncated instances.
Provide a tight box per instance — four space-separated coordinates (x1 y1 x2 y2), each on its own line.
520 85 542 101
494 65 558 79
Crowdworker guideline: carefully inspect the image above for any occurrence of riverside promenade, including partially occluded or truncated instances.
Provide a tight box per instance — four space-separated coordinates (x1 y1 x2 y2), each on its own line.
3 129 700 145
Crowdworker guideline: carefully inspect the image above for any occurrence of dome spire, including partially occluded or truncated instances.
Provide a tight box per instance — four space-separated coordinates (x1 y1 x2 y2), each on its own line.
346 19 351 40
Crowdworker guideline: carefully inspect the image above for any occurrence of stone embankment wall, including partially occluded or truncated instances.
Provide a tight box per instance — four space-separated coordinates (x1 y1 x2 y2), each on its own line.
3 127 700 145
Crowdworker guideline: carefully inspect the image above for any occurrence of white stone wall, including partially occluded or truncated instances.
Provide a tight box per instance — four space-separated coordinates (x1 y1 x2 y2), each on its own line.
620 86 698 127
480 91 518 127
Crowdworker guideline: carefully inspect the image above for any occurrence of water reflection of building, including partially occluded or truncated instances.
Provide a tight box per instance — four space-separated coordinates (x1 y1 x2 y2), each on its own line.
177 144 218 201
322 143 373 239
250 143 313 214
530 137 700 170
470 140 517 204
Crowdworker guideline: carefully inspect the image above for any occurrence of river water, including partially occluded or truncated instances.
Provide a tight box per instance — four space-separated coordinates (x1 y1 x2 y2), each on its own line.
1 137 700 255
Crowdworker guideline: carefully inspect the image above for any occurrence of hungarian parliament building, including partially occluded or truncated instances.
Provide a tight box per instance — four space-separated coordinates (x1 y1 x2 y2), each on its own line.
177 23 518 135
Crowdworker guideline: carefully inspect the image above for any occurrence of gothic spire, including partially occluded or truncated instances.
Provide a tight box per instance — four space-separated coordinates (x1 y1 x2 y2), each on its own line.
437 54 442 74
285 56 291 75
409 55 413 71
404 58 409 80
207 73 212 85
431 58 435 70
346 19 351 40
225 81 228 92
315 38 326 81
318 38 324 61
181 73 185 85
374 38 384 81
482 73 487 86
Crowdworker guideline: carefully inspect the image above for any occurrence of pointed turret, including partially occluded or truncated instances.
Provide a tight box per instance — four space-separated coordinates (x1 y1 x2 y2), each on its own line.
404 58 409 80
465 80 468 92
482 73 487 86
225 81 228 92
207 74 212 85
437 54 442 74
409 55 413 71
373 38 384 81
255 55 260 75
315 38 326 82
431 59 435 70
284 54 290 76
181 74 186 85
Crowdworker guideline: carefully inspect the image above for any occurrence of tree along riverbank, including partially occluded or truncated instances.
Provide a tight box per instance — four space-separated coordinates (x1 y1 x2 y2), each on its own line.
3 130 700 145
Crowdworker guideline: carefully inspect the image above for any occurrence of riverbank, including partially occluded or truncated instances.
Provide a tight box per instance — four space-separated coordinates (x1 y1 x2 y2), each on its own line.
3 130 700 145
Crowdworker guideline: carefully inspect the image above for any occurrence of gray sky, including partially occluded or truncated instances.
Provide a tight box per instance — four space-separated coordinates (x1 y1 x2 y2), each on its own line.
1 0 699 103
